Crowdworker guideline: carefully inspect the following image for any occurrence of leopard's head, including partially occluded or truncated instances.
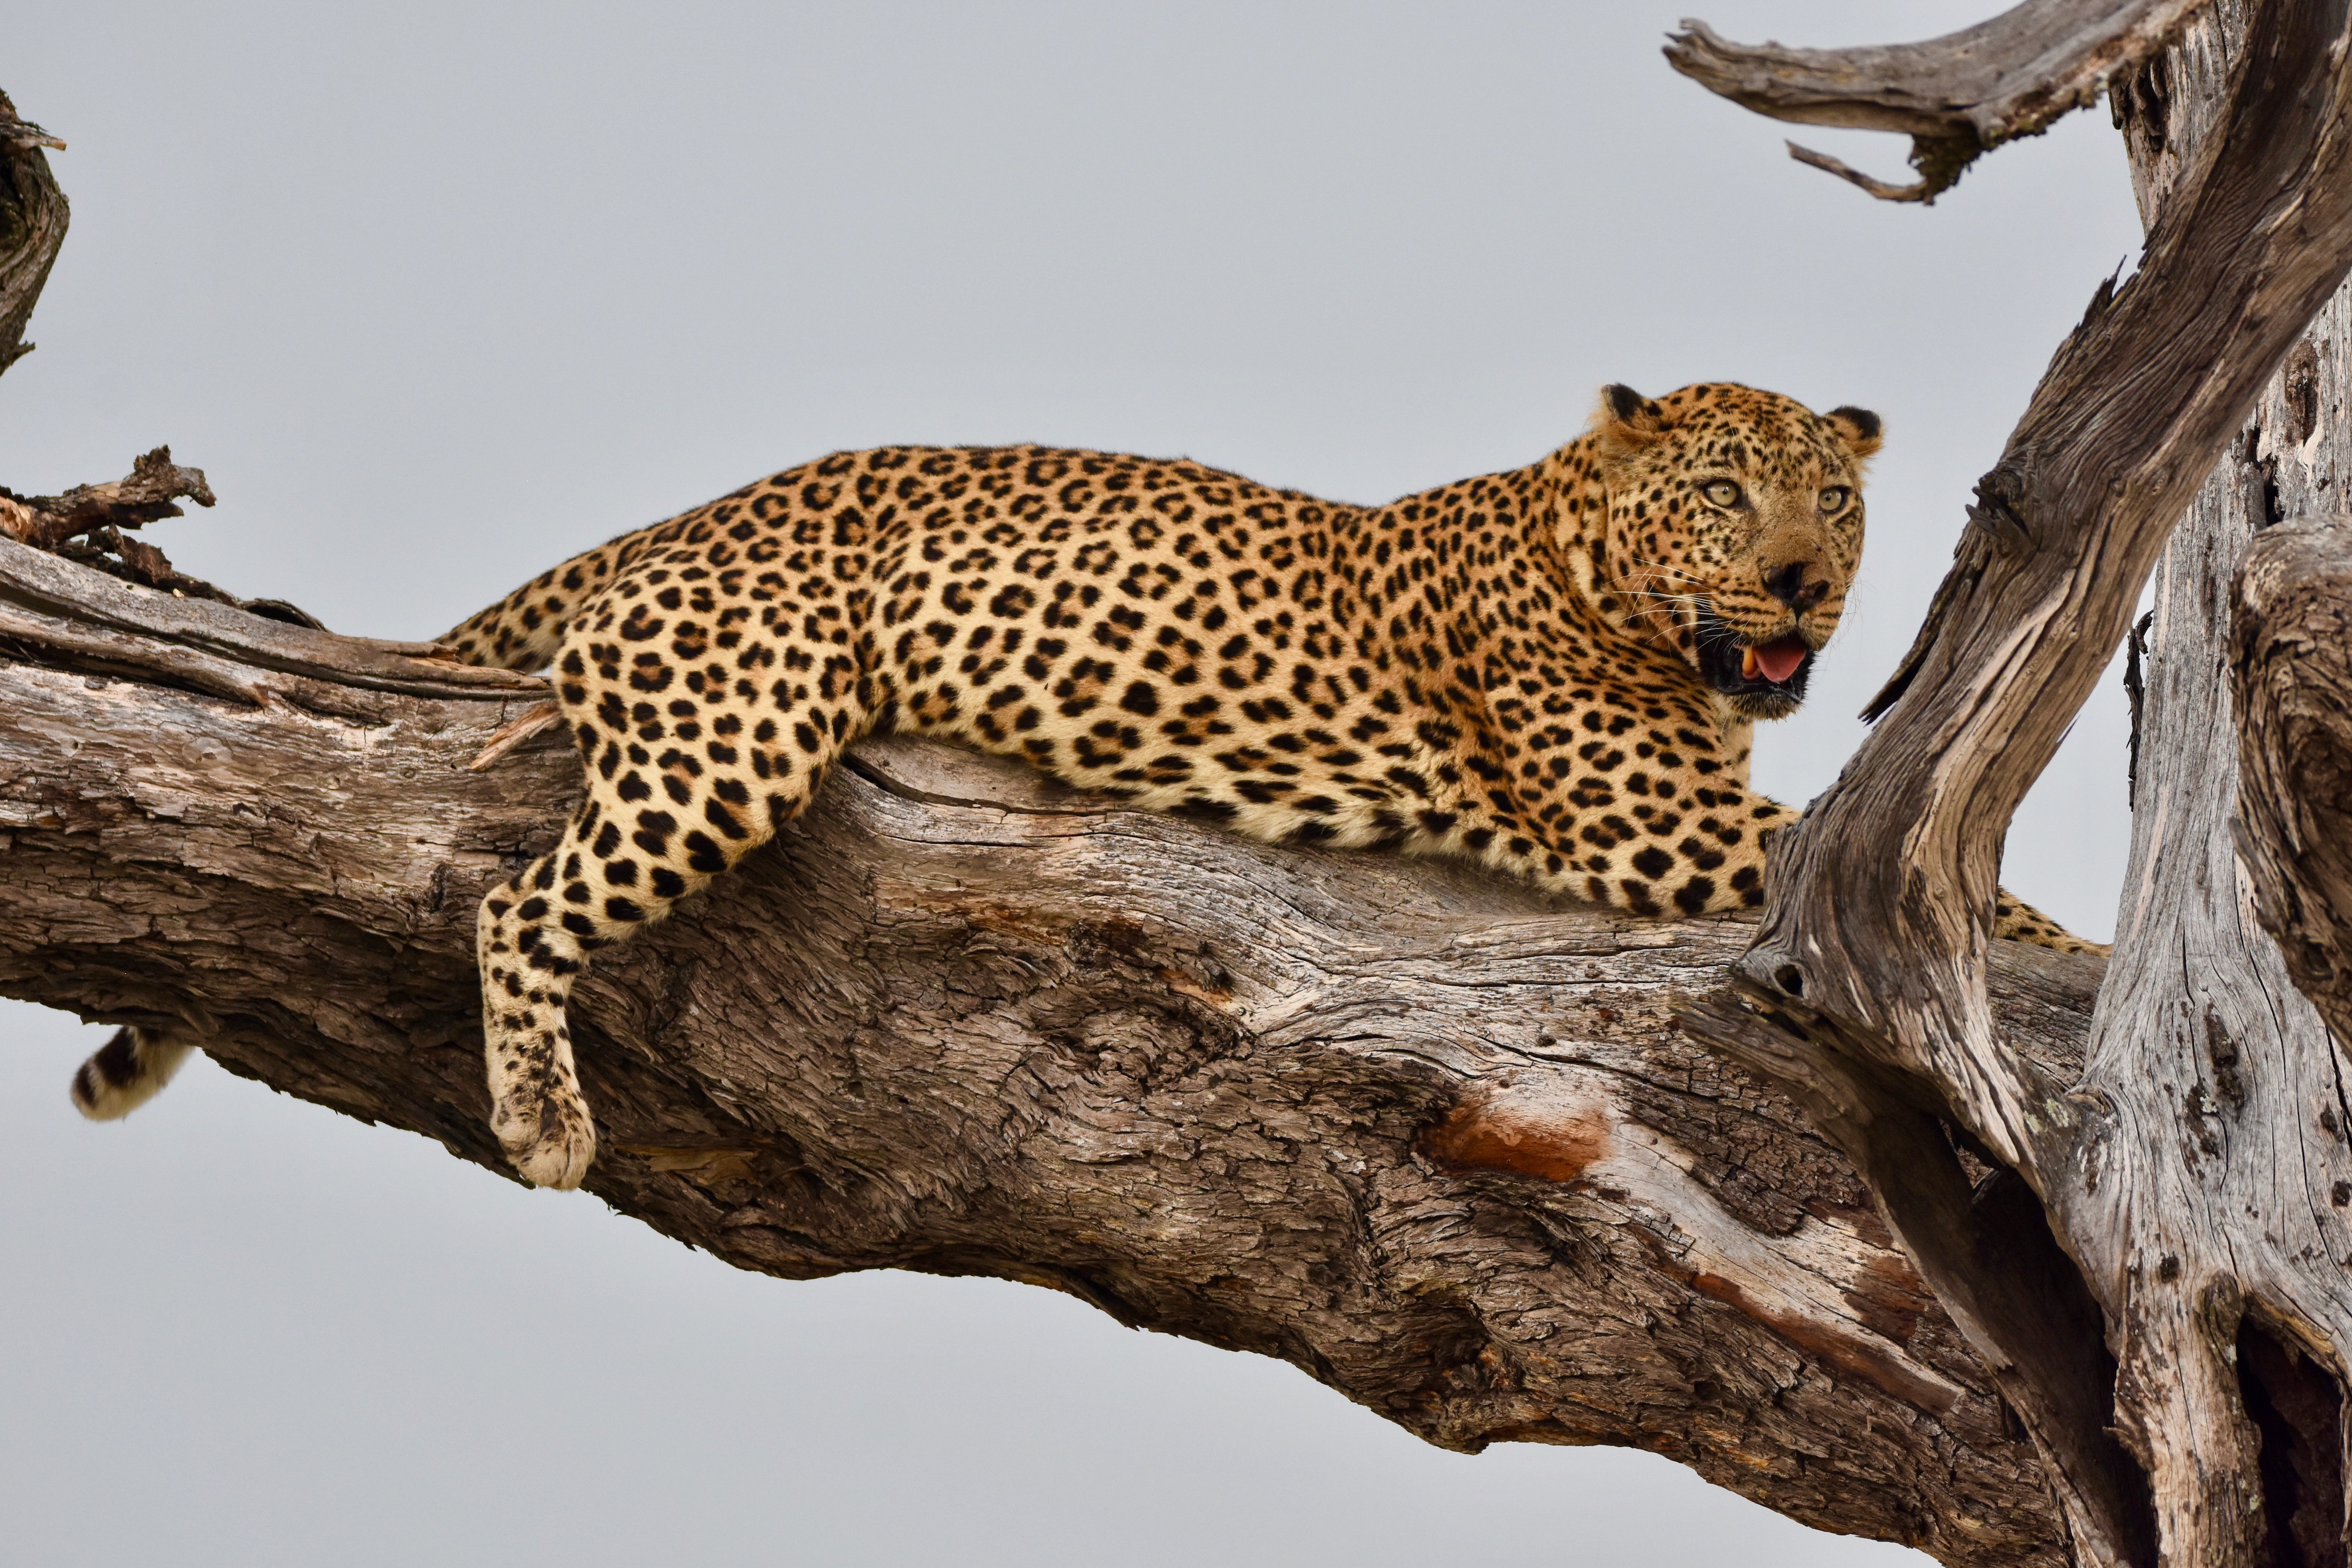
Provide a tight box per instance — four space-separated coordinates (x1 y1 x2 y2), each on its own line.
1575 381 1880 721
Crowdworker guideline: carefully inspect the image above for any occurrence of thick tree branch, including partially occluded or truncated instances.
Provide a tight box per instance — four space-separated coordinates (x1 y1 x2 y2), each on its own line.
1667 0 2206 202
0 534 2092 1564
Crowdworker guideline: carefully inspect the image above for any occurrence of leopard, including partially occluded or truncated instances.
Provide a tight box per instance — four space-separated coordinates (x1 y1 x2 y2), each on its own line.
70 382 2096 1182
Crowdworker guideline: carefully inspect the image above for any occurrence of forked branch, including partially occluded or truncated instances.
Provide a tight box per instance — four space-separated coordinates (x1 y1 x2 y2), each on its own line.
1667 0 2206 201
1713 0 2352 1244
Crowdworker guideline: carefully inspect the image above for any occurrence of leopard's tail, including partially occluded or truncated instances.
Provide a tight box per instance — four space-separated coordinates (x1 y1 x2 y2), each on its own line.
436 529 651 673
71 1027 194 1120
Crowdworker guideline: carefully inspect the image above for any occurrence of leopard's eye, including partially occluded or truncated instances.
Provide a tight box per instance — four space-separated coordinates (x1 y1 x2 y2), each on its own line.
1819 486 1850 511
1700 479 1741 508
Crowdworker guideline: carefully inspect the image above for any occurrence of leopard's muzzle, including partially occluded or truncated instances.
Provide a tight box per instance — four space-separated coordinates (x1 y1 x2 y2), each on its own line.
1695 603 1813 719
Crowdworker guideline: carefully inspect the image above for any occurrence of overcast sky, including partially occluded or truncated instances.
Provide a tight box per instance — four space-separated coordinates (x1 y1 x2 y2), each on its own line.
2 4 2149 1564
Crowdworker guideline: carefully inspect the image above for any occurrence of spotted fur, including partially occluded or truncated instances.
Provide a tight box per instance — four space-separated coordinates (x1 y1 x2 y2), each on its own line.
69 1026 192 1121
407 383 2099 1186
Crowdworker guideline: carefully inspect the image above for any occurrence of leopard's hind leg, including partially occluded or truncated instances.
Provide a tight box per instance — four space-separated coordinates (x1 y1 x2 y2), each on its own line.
476 801 616 1189
477 630 877 1188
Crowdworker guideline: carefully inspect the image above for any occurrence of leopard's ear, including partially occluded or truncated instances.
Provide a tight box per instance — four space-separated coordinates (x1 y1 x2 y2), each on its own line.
1824 404 1884 462
1593 383 1668 459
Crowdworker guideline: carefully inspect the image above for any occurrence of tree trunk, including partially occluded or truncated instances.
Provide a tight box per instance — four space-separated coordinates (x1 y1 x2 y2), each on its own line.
2059 28 2352 1563
2234 519 2352 1051
1672 1 2352 1563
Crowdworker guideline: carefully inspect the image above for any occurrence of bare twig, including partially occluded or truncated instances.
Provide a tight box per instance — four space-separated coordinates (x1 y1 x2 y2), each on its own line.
469 698 566 770
0 448 332 625
1 446 216 552
16 444 218 536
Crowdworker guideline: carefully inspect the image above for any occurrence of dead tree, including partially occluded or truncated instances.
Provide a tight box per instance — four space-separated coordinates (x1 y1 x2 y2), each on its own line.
11 2 2352 1562
1676 0 2352 1563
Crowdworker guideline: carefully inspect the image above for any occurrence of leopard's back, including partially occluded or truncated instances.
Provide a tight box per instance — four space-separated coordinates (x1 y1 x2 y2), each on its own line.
443 440 1777 913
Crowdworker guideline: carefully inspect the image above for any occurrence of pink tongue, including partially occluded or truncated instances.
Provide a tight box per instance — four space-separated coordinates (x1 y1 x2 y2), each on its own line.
1755 637 1809 683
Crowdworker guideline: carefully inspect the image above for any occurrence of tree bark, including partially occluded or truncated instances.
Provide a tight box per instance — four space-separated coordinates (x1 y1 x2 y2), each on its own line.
2044 19 2352 1564
2064 345 2351 1568
0 89 66 377
2234 519 2352 1048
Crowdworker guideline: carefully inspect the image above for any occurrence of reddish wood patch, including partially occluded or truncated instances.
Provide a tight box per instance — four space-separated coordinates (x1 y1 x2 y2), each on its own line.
1422 1091 1610 1183
1688 1269 1956 1416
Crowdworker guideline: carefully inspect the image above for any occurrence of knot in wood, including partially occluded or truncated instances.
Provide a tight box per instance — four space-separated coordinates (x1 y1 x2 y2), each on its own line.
1966 456 2042 556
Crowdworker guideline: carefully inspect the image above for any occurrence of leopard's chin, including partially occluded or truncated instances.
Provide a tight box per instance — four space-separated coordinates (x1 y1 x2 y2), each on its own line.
1694 604 1815 720
1726 686 1806 721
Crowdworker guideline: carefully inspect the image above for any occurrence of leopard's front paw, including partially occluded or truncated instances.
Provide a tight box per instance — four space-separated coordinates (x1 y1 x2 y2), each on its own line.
490 1082 597 1190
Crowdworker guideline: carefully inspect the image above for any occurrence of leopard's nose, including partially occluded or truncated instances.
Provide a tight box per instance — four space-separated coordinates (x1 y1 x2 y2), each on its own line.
1764 562 1828 611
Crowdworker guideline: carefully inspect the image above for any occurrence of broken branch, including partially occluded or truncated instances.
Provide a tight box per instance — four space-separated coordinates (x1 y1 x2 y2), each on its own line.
1666 0 2207 202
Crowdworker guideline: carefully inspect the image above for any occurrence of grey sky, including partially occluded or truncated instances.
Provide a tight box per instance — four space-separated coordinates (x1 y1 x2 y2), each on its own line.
2 4 2146 1563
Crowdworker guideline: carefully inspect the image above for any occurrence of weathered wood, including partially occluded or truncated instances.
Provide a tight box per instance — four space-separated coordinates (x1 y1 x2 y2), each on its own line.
1666 0 2206 201
0 534 2084 1564
0 88 65 377
1732 0 2352 1181
2232 519 2352 1044
1675 0 2352 1562
2060 365 2352 1568
2042 17 2352 1563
